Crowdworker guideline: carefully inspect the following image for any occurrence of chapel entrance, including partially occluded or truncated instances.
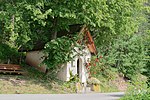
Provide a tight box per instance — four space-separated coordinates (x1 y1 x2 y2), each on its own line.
77 58 82 80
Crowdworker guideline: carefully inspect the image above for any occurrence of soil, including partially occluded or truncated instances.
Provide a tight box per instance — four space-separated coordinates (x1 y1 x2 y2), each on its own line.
111 75 128 92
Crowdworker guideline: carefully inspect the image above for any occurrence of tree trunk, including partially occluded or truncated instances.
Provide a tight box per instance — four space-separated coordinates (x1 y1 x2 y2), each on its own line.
46 17 58 74
51 31 57 39
51 17 58 39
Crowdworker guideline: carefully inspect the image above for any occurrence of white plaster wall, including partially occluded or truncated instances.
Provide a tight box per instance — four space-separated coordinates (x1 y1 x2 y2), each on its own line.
65 46 91 83
25 46 91 83
82 47 91 79
57 63 68 81
66 62 72 81
26 51 47 72
70 59 77 75
80 46 91 83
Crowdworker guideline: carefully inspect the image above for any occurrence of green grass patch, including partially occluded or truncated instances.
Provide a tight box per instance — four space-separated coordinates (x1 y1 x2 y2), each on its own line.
0 65 75 94
120 89 150 100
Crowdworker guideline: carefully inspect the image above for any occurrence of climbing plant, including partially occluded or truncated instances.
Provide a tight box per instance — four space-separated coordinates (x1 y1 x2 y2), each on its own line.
43 35 78 71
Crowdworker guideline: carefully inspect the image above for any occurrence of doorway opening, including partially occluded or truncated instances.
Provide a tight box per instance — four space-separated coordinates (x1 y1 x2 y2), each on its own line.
77 58 82 79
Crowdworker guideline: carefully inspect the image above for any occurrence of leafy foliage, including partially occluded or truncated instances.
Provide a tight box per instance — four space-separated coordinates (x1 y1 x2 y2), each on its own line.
0 0 147 48
43 36 78 70
121 91 150 100
121 87 150 100
143 0 150 84
86 56 119 92
0 43 20 63
143 32 150 84
0 0 149 81
87 77 101 85
98 34 147 80
88 56 116 80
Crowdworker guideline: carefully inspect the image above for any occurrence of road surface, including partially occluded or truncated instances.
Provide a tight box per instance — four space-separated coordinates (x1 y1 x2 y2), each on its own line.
0 92 124 100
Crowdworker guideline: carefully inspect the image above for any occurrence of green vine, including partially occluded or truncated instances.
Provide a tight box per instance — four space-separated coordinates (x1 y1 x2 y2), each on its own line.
43 36 78 72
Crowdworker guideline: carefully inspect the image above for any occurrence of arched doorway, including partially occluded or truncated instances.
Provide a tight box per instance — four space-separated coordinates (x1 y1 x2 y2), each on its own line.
77 58 82 80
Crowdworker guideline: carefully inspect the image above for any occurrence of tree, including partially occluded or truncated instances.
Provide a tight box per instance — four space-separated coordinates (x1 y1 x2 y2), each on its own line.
0 0 148 66
0 0 147 47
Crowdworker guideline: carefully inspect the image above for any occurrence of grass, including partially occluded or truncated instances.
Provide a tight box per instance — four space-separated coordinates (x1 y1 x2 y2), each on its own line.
94 72 126 93
0 64 131 94
120 74 149 100
0 65 75 94
0 76 52 94
98 76 120 93
120 89 150 100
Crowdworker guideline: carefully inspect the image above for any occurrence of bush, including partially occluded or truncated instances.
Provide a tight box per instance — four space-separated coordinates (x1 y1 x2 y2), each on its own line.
143 33 150 84
98 34 147 80
88 56 117 80
121 92 150 100
87 77 101 85
85 55 119 92
120 88 150 100
0 43 20 63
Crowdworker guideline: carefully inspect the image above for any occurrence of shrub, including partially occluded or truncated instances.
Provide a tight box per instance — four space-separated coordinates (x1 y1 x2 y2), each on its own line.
120 75 149 100
120 88 150 100
0 43 20 63
88 56 117 80
87 77 101 85
98 34 147 80
143 33 150 84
